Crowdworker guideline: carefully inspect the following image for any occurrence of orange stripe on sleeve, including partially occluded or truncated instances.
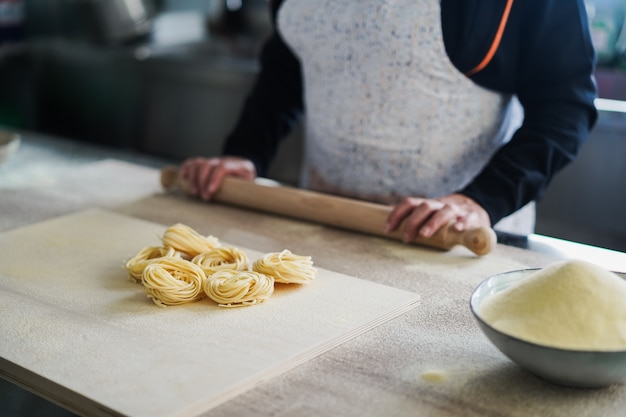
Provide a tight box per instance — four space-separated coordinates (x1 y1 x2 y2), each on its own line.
465 0 514 77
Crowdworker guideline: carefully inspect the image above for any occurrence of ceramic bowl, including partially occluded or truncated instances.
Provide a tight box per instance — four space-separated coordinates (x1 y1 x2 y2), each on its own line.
0 131 20 165
470 268 626 388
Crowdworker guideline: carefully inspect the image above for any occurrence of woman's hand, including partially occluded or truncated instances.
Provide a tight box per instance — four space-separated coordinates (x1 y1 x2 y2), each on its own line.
179 156 256 201
385 194 491 243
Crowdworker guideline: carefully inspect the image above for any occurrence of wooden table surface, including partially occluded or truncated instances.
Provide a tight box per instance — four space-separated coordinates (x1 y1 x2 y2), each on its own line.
1 135 626 417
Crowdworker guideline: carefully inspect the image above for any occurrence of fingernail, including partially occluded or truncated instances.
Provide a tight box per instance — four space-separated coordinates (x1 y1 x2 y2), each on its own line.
420 227 431 237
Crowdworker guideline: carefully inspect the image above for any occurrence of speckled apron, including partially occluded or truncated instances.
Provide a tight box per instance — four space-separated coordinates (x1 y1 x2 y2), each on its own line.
277 0 533 234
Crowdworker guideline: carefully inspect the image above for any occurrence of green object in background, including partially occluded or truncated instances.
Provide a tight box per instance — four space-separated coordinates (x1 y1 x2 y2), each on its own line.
586 0 626 66
592 18 619 64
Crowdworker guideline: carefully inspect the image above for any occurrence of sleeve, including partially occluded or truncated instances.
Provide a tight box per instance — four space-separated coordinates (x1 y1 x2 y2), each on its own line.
221 0 304 176
459 0 598 226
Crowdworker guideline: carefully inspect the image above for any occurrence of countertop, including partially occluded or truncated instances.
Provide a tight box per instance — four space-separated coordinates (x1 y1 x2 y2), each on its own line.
1 130 626 417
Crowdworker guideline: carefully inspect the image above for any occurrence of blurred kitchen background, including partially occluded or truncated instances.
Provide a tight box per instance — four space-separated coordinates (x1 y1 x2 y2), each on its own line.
0 0 625 252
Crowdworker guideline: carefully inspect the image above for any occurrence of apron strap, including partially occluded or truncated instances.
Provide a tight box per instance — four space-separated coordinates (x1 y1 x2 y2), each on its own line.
466 0 514 76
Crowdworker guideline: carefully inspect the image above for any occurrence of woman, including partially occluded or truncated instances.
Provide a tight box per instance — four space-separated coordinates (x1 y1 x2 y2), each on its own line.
181 0 597 242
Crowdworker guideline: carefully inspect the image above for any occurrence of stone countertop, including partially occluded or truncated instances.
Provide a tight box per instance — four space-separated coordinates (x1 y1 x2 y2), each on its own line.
1 130 626 417
0 130 176 234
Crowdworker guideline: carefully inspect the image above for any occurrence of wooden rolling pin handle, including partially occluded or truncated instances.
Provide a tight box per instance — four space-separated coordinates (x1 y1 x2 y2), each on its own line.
161 165 190 193
445 226 496 257
160 166 496 255
407 223 496 256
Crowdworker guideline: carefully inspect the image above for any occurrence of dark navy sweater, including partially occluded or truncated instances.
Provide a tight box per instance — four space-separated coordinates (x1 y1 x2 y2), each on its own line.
223 0 598 226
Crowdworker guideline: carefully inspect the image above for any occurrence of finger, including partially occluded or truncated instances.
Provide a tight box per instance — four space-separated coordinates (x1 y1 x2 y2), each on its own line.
451 210 480 232
385 198 424 233
207 163 228 197
205 160 244 197
198 161 219 200
418 205 457 238
183 158 213 196
401 203 436 242
452 216 468 232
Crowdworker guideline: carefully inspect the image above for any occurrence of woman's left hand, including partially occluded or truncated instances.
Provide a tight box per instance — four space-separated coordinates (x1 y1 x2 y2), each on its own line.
384 194 491 243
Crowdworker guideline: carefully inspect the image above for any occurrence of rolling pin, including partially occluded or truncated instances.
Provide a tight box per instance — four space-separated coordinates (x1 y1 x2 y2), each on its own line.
160 166 497 255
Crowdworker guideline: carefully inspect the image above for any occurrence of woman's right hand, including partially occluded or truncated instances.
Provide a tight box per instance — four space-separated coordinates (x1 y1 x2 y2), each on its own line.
179 156 256 201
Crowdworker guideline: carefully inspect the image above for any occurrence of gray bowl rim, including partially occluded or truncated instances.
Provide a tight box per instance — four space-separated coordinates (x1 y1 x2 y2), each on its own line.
470 267 626 355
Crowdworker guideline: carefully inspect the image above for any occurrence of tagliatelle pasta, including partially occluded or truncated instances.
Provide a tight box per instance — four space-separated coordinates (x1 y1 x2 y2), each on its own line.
252 249 317 284
125 246 180 283
161 223 220 259
125 223 316 308
204 269 274 308
192 247 250 276
142 257 206 307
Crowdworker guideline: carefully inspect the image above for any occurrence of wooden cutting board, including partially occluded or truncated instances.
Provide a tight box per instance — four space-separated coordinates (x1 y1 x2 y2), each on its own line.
0 209 420 417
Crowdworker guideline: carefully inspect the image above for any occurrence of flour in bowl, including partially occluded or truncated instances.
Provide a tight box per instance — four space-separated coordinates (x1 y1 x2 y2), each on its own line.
479 260 626 351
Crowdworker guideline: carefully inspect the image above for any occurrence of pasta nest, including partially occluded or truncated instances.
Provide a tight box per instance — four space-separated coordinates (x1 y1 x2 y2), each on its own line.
252 249 317 284
161 223 220 259
204 270 274 308
142 257 206 307
125 246 180 283
191 246 250 276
